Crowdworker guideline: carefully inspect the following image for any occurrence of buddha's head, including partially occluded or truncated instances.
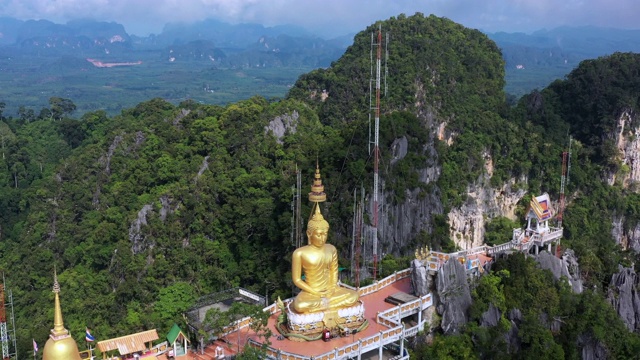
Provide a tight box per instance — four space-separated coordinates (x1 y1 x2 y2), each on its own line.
307 205 329 247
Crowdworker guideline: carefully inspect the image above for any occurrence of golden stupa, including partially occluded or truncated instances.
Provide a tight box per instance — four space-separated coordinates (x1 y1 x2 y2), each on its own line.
43 271 82 360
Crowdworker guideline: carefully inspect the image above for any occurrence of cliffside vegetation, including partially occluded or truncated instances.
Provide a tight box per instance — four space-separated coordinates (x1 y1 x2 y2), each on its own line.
1 13 640 357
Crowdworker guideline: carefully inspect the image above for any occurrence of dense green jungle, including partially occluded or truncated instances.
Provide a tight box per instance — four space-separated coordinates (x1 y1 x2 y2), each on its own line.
0 56 312 116
2 13 640 358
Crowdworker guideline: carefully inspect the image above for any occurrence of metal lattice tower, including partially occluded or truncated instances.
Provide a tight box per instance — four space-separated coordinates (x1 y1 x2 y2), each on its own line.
351 187 365 287
0 283 7 360
558 137 572 228
290 165 303 248
369 24 387 280
0 275 16 360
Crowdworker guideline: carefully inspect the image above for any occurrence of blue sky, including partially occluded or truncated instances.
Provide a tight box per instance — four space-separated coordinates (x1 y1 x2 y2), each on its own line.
0 0 638 37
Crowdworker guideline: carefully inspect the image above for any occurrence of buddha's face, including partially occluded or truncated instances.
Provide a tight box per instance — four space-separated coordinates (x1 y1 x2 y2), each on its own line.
308 227 328 247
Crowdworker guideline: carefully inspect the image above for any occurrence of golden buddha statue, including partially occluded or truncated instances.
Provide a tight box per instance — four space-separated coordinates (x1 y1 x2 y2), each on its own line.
291 205 359 314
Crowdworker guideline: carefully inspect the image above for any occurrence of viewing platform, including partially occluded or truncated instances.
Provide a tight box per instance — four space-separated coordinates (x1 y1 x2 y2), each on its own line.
219 271 430 360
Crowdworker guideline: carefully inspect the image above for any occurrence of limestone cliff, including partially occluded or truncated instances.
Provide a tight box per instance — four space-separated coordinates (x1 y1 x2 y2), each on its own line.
607 265 640 332
410 258 471 335
535 249 583 293
447 176 526 249
612 214 640 252
608 109 640 252
377 98 526 253
606 109 640 187
375 105 444 255
435 258 472 335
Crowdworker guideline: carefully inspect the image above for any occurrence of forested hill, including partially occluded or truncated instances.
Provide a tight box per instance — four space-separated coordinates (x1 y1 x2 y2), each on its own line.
2 13 640 357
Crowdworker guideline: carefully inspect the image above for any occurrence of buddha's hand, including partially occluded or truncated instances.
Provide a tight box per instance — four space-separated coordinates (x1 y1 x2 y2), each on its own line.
321 297 329 309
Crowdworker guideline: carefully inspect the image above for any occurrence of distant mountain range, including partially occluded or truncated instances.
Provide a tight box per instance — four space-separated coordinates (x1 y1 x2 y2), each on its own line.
485 26 640 96
1 16 639 76
0 17 351 67
0 16 639 111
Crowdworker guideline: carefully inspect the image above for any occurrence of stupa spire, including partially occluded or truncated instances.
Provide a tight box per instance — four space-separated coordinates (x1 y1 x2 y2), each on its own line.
43 267 82 360
51 268 68 337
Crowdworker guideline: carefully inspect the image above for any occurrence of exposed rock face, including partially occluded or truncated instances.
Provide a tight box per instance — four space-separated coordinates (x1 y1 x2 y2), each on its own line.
390 136 408 165
480 303 501 328
100 134 123 176
612 214 640 252
448 177 526 249
535 249 583 293
265 111 299 144
506 309 522 353
607 265 640 332
129 204 153 254
410 259 430 296
579 334 608 360
608 109 640 187
377 105 443 255
196 155 210 180
172 108 190 126
436 258 472 334
379 78 530 253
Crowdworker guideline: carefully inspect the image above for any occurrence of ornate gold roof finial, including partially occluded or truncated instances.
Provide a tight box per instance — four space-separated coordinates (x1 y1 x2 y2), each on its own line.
53 267 60 294
415 245 430 261
308 161 326 203
52 267 67 337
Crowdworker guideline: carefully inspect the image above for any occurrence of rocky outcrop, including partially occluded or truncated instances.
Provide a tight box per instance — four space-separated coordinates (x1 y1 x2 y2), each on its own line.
195 155 210 181
607 109 640 187
129 204 153 255
390 136 408 165
607 265 640 332
506 309 523 353
480 303 501 327
265 111 299 144
535 249 583 293
612 214 640 252
377 103 444 255
172 108 190 126
448 177 526 249
410 259 431 296
436 258 472 334
579 334 608 360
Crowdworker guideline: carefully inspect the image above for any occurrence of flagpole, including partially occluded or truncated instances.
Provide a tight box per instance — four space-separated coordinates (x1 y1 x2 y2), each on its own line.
86 327 95 359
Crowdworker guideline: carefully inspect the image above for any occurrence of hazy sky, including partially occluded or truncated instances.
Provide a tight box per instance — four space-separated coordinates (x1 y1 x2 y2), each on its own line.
1 0 638 37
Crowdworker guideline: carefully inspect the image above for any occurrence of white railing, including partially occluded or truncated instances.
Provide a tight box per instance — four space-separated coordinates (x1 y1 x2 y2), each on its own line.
250 270 420 359
356 270 412 297
487 242 515 255
542 229 563 243
233 221 566 359
313 326 405 360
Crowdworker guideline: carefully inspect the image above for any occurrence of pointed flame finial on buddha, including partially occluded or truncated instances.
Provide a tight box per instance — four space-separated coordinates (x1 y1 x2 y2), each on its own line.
308 161 326 203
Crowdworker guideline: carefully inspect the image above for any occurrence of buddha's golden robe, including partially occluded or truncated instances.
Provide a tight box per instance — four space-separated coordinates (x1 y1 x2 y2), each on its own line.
291 237 359 314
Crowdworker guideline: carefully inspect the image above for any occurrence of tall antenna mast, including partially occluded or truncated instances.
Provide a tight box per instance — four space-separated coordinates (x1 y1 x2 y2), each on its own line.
558 136 572 228
352 188 364 287
290 165 303 248
369 24 384 280
296 166 302 247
